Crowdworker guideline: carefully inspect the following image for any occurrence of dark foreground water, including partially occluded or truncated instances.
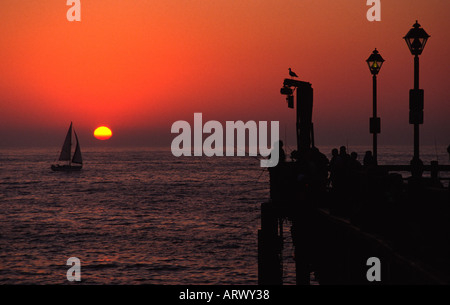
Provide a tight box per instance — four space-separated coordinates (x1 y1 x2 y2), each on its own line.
0 145 448 284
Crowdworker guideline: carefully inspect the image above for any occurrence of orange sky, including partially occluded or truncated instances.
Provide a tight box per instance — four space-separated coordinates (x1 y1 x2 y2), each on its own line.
0 0 449 148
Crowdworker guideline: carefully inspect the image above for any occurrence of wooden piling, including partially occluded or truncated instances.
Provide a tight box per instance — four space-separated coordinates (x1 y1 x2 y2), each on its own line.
291 216 311 285
258 201 283 285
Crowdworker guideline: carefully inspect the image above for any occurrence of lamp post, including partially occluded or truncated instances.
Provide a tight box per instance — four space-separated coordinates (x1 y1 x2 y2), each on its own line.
366 48 385 164
403 21 430 176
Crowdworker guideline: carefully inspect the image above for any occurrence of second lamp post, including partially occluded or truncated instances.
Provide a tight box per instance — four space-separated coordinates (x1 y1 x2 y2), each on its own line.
403 21 430 176
366 48 385 164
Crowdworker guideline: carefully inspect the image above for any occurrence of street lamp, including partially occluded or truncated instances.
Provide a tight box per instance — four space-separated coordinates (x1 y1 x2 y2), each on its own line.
404 20 430 57
366 48 385 164
403 21 430 176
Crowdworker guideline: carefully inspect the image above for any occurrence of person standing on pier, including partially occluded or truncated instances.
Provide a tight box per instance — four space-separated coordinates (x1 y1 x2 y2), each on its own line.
363 151 376 167
278 140 286 164
349 152 362 172
339 146 350 165
329 148 341 188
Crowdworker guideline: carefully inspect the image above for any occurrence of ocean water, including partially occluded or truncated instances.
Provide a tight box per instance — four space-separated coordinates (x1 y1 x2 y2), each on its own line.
0 145 449 284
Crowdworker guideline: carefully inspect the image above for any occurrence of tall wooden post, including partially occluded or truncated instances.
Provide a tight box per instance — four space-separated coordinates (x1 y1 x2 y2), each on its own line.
258 201 282 285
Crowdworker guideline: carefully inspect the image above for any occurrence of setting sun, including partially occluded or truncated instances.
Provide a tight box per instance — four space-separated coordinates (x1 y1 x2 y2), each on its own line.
94 126 113 140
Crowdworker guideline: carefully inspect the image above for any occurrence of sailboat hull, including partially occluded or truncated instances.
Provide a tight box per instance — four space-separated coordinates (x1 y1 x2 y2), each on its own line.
51 164 82 171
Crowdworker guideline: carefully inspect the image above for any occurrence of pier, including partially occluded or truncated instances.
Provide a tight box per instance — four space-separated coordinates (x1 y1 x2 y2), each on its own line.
258 157 450 285
257 47 450 284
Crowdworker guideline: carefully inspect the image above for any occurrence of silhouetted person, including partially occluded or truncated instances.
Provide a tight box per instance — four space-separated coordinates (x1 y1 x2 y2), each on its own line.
329 148 344 188
349 152 362 172
363 151 376 167
410 156 424 178
338 146 351 186
330 148 339 162
268 140 288 202
268 140 286 165
278 140 286 163
329 148 338 180
311 147 329 185
339 146 350 165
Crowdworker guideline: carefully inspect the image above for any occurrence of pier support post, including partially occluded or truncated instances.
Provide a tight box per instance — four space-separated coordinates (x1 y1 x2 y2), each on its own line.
258 201 282 285
291 218 311 285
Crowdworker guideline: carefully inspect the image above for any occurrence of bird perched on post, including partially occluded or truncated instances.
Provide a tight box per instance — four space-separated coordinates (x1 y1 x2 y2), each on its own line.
289 68 298 78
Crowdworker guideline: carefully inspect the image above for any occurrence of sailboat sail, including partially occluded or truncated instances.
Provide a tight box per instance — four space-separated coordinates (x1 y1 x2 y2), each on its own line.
58 122 72 161
52 122 82 171
72 130 83 164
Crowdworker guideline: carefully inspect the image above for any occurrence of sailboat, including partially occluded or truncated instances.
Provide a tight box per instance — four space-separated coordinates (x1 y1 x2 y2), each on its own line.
51 122 83 171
